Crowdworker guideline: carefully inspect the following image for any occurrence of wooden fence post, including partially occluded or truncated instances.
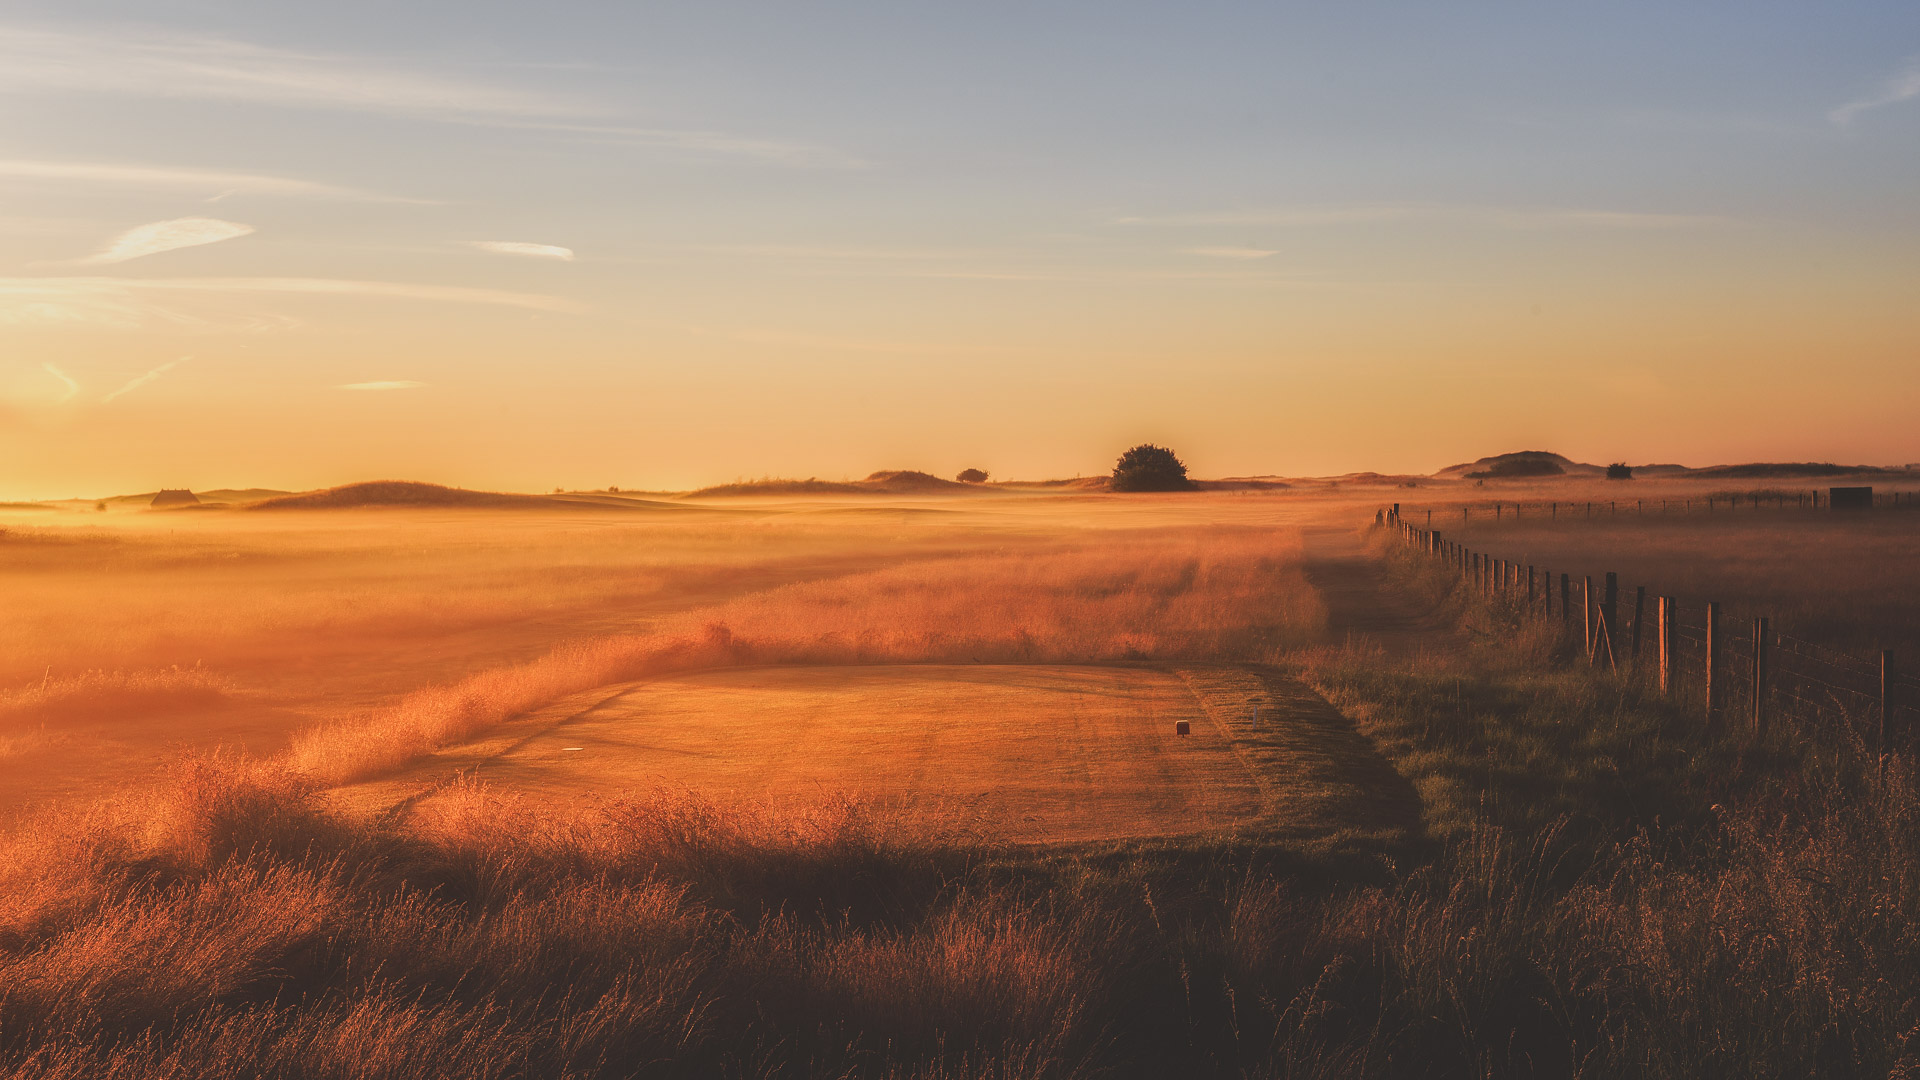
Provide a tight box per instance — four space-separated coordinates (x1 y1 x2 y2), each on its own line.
1583 576 1595 663
1603 573 1618 666
1752 617 1769 738
1528 565 1536 606
1705 601 1720 721
1658 597 1673 696
1560 573 1571 628
1630 586 1646 665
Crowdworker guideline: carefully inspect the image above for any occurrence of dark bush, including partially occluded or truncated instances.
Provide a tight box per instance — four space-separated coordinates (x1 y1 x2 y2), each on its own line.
1606 462 1633 480
1110 444 1194 492
956 468 989 484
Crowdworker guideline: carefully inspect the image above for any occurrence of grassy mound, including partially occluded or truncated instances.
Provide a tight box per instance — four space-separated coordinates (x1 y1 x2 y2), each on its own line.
251 481 548 510
1690 462 1900 479
687 470 977 498
1437 450 1595 479
246 481 696 511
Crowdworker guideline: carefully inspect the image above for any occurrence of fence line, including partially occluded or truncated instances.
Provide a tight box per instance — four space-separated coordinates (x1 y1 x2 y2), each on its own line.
1395 488 1919 529
1375 507 1914 749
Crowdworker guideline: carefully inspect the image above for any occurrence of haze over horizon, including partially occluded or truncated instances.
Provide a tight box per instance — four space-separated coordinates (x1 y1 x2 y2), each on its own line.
4 3 1919 499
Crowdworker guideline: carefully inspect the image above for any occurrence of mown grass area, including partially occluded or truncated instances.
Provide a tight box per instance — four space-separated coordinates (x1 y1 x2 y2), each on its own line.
2 530 1914 1077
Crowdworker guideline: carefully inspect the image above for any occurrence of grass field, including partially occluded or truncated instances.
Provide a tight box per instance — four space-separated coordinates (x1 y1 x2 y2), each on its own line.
332 663 1422 848
1418 492 1920 653
4 479 1919 1076
338 664 1273 843
0 490 1330 811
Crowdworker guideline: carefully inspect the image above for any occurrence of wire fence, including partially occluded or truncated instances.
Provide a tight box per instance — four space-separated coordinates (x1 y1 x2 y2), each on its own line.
1378 510 1919 749
1392 487 1920 528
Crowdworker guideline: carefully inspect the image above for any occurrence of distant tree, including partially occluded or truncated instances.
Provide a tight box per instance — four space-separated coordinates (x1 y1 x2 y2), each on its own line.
956 468 989 484
1606 463 1634 480
1110 444 1195 492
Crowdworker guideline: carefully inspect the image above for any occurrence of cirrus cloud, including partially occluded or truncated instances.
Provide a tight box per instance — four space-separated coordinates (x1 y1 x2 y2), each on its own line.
0 159 421 202
1185 246 1279 259
470 240 574 261
103 358 183 403
83 218 254 264
1831 59 1920 126
41 362 78 402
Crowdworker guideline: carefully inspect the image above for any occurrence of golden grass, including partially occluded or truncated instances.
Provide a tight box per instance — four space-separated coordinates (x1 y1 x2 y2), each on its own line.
1 485 1918 1074
289 526 1323 785
4 498 1318 803
0 667 231 729
329 664 1297 843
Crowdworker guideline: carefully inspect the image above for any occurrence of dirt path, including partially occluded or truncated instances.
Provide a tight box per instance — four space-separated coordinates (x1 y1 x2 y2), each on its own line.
1301 525 1454 659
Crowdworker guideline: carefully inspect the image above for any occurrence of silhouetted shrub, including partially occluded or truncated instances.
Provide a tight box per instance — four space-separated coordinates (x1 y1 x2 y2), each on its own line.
1110 445 1194 492
956 469 989 484
1606 463 1633 480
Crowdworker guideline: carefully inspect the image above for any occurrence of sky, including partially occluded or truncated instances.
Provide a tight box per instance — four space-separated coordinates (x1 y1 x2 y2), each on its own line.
2 2 1919 497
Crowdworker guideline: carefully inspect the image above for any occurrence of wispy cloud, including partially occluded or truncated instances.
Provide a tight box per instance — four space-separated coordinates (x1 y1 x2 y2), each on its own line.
1119 204 1729 230
83 218 254 264
1185 246 1278 259
0 159 421 202
470 240 575 261
41 362 78 403
0 24 854 167
339 380 425 391
102 358 183 403
724 327 1020 357
1831 59 1920 125
0 25 578 120
0 276 583 330
699 243 1006 262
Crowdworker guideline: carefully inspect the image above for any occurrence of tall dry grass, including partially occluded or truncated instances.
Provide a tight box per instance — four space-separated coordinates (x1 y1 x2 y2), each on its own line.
0 667 231 730
0 760 1115 1079
8 652 1920 1079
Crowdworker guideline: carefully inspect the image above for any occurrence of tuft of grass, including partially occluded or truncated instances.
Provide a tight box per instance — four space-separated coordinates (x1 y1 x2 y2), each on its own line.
0 667 231 729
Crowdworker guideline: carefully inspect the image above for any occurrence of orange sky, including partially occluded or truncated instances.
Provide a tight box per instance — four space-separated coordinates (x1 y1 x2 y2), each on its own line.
4 7 1919 497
